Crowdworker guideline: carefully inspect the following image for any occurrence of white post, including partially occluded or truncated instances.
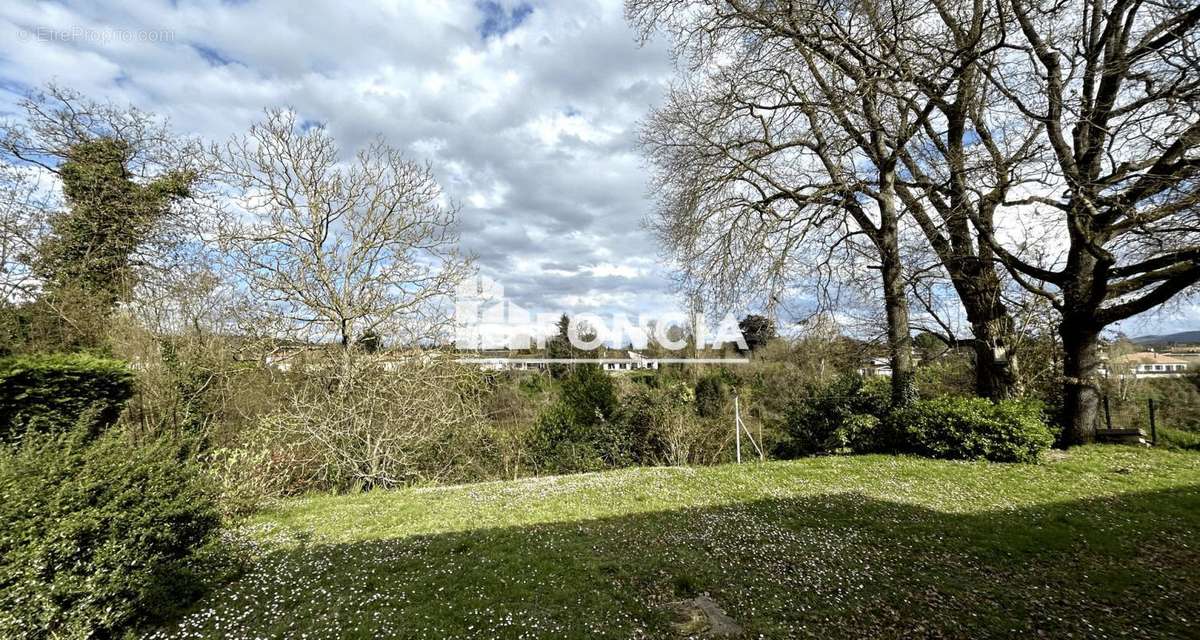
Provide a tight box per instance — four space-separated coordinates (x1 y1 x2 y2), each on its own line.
735 395 742 463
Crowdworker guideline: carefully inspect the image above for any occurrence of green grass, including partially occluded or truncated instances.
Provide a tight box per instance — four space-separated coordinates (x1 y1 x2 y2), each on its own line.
152 447 1200 639
1159 426 1200 451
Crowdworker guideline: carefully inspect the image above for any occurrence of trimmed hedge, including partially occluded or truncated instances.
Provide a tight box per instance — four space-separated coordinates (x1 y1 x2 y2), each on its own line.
0 427 224 638
0 353 134 442
888 396 1054 463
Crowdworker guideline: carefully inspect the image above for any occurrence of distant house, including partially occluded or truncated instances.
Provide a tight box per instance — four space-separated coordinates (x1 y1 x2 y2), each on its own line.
451 350 660 373
455 349 546 372
859 356 894 377
859 355 926 377
601 351 660 372
262 347 666 374
1105 351 1190 378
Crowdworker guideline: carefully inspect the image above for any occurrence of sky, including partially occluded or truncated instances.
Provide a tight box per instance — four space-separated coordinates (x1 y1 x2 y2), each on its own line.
1 0 1196 339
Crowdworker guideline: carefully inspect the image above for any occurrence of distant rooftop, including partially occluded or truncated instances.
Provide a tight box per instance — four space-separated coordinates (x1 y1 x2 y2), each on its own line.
1112 351 1189 366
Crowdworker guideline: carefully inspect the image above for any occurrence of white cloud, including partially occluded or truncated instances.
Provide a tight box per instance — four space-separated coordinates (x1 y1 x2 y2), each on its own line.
1 0 1190 335
0 0 680 323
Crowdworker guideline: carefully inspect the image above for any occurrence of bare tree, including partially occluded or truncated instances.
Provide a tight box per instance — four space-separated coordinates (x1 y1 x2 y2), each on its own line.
880 1 1038 400
963 0 1200 443
203 111 481 492
0 85 195 180
630 0 1040 402
0 164 46 303
630 0 929 404
632 0 1200 438
211 109 472 354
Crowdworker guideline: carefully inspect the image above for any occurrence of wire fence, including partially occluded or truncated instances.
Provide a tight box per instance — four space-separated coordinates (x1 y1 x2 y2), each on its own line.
1100 395 1200 446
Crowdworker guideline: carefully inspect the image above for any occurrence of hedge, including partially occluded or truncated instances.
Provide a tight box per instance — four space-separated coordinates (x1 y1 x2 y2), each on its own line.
0 353 134 442
0 427 224 638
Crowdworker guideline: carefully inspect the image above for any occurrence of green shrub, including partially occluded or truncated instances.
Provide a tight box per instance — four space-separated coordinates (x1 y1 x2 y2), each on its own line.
0 426 225 638
776 374 891 457
559 364 620 425
517 371 553 395
0 353 134 443
526 404 596 472
888 396 1054 462
526 366 631 474
628 370 661 388
526 403 628 473
825 413 882 452
694 375 728 418
617 387 667 464
202 423 312 517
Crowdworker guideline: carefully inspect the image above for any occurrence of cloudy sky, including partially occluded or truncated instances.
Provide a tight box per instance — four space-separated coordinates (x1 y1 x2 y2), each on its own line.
1 0 1195 338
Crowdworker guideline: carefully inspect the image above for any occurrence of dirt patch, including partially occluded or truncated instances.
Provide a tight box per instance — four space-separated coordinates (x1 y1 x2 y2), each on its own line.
665 595 743 637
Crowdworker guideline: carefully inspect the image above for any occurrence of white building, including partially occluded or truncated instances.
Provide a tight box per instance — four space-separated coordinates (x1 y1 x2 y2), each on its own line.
601 351 660 372
1105 351 1190 378
859 356 894 377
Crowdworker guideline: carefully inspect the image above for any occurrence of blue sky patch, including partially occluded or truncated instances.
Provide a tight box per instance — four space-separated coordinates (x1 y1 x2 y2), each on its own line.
476 1 534 39
191 43 236 67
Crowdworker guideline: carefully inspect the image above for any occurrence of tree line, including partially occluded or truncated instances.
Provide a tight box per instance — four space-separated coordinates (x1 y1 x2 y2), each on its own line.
628 0 1200 443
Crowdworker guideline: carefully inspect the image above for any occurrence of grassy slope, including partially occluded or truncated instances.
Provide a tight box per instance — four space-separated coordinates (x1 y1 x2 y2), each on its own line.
152 447 1200 639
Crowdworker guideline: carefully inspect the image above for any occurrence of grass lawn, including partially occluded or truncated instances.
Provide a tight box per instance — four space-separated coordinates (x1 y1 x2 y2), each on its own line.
152 446 1200 639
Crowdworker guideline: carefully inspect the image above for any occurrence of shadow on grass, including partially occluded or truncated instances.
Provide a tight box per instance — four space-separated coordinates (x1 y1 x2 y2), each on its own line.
154 486 1200 639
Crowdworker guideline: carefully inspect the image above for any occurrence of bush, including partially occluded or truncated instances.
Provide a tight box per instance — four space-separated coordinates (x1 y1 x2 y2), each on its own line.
516 371 553 395
694 374 728 418
825 412 882 452
256 357 490 492
559 364 621 426
776 374 891 457
888 396 1054 462
622 385 678 463
0 353 134 443
526 365 631 474
483 382 535 425
0 427 225 638
202 425 312 517
628 370 661 388
526 404 614 473
623 383 730 466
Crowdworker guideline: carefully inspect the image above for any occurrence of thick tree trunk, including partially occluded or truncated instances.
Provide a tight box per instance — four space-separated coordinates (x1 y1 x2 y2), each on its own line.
934 90 1022 401
1056 231 1105 446
902 192 1022 399
967 309 1022 400
1059 320 1102 445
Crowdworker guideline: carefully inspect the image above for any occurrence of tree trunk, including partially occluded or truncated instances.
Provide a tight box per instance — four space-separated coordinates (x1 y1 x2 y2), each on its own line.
1059 321 1102 445
967 310 1022 400
879 235 915 407
935 205 1023 400
875 166 915 407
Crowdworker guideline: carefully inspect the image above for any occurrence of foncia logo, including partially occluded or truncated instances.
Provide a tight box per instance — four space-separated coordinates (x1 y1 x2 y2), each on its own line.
453 274 749 362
